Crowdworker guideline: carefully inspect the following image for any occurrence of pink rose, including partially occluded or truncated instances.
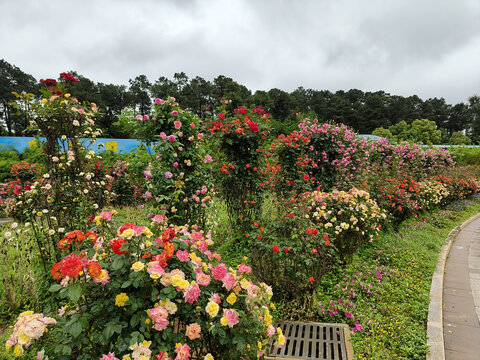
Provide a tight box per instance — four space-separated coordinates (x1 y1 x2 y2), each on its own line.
223 309 239 327
196 272 211 286
175 250 190 262
222 273 235 290
212 264 227 281
174 121 182 129
185 323 201 340
184 283 201 304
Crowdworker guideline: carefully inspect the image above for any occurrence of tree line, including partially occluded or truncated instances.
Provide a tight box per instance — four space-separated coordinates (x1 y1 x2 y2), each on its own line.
1 59 479 143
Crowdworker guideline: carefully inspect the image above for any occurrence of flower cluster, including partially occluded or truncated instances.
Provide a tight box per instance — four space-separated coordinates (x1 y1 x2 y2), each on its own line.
118 96 213 225
10 161 42 182
19 213 285 359
207 105 271 230
5 311 56 356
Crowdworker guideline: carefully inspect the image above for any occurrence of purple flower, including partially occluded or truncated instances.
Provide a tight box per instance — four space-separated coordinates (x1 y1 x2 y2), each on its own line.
165 171 173 179
171 110 178 117
168 135 176 142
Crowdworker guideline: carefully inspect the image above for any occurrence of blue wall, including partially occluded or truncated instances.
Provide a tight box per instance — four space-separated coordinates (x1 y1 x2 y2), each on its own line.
0 136 147 153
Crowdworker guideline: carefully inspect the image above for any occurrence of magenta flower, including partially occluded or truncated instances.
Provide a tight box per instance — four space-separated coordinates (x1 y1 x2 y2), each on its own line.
168 135 176 142
171 110 178 117
165 171 173 179
173 162 179 168
345 312 354 318
144 171 153 179
143 115 149 121
154 98 163 104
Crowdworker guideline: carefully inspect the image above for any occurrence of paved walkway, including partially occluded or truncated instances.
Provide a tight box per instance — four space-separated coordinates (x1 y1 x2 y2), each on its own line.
443 215 480 359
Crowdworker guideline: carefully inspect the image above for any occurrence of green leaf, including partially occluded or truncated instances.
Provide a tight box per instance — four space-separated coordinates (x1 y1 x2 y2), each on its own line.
62 345 72 355
49 284 62 292
69 321 83 338
112 257 125 270
67 283 82 302
121 280 132 288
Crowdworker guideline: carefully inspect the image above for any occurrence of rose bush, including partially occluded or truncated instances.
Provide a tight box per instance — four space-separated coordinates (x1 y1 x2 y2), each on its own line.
117 97 213 226
207 105 270 231
6 213 285 359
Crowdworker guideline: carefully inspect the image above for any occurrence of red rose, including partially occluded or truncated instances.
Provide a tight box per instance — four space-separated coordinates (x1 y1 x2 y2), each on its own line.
272 245 279 253
311 248 318 254
51 262 62 280
309 277 315 283
60 72 78 82
86 260 102 278
60 253 84 278
284 247 290 254
249 122 259 133
323 235 330 246
110 239 128 255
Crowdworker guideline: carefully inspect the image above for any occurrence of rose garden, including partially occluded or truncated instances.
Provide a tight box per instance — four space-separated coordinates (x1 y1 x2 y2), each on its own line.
1 73 480 359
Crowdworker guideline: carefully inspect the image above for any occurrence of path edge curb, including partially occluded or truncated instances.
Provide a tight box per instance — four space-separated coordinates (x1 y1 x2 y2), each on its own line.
426 212 480 360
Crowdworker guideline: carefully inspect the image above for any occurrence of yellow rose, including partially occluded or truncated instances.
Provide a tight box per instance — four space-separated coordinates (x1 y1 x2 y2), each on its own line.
205 301 219 318
16 331 29 345
122 355 131 360
189 252 200 262
121 228 134 239
204 354 214 360
178 279 189 290
115 293 129 307
131 261 145 272
172 275 183 288
142 228 153 237
145 240 153 248
226 293 237 305
220 316 228 326
41 98 47 104
13 344 23 356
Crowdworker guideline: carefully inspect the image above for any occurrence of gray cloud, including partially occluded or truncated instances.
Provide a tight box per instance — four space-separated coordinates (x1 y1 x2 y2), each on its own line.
1 0 479 103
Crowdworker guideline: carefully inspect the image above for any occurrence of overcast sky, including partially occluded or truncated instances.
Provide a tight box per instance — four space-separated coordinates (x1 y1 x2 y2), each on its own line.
1 0 479 104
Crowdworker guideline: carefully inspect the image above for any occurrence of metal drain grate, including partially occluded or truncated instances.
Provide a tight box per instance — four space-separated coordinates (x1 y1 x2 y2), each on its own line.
266 322 353 360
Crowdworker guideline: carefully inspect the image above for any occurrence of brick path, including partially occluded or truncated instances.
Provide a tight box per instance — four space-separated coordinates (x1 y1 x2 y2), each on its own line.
443 216 480 359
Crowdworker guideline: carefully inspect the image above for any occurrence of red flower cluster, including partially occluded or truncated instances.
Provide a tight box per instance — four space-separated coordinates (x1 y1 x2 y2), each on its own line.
110 239 128 255
60 72 78 82
58 230 88 250
249 122 259 133
305 228 318 235
40 78 58 88
51 253 103 280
